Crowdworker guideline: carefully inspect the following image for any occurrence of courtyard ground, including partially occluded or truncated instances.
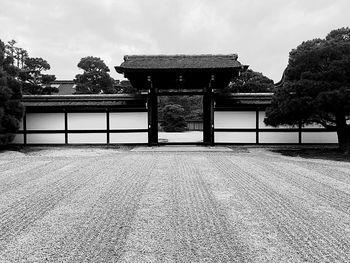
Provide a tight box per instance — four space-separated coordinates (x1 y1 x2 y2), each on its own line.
158 131 203 143
0 146 349 262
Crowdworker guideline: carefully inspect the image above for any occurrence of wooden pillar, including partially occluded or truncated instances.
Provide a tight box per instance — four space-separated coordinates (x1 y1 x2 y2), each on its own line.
106 108 110 145
256 107 260 144
203 75 215 146
298 121 302 144
23 112 27 146
147 76 158 146
64 108 68 145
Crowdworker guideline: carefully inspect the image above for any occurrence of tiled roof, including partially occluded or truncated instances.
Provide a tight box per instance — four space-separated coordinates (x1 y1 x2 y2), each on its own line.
51 80 75 84
49 80 76 95
217 93 273 105
21 93 273 107
116 54 244 72
22 94 147 107
57 84 76 95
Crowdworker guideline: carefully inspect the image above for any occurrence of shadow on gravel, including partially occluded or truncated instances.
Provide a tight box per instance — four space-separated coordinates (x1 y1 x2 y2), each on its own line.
272 148 350 162
0 146 44 154
0 145 135 155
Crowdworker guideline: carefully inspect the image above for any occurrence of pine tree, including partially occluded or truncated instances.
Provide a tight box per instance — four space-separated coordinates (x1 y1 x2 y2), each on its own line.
0 39 24 145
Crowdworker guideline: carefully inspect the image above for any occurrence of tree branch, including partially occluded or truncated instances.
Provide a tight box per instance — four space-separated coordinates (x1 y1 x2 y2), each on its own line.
317 120 337 130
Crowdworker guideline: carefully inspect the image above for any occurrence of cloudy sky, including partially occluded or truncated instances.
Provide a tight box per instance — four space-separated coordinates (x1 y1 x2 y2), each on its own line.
1 0 349 82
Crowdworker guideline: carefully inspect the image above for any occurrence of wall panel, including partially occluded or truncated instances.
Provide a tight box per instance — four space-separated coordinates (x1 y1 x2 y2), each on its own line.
215 132 256 143
18 119 24 131
12 134 24 144
68 113 106 130
27 133 65 144
214 111 255 128
110 112 147 129
258 112 295 129
26 113 64 130
110 133 148 143
68 133 107 144
302 132 338 144
303 123 324 128
259 132 298 143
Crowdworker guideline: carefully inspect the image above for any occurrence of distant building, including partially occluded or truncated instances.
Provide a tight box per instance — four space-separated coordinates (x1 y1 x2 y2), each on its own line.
50 80 76 95
49 80 135 95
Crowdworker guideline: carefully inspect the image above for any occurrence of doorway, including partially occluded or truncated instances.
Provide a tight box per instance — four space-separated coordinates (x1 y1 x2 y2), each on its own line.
157 93 204 144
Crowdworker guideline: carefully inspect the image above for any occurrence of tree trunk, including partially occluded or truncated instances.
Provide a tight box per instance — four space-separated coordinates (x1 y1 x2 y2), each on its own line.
337 128 350 154
336 114 350 154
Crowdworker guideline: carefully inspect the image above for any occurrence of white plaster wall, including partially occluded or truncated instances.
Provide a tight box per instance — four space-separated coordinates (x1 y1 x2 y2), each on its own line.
27 134 65 144
18 118 24 131
68 133 107 144
12 134 24 144
68 113 106 130
302 123 324 128
26 113 64 130
259 132 299 143
110 133 148 143
214 111 256 128
215 132 256 143
258 112 295 129
110 112 148 130
302 132 338 143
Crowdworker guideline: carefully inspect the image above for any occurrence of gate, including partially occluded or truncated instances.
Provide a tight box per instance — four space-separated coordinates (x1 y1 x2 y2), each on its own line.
115 54 245 146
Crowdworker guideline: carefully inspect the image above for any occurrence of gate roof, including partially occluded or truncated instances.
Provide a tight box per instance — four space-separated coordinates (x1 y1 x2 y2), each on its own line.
115 54 246 73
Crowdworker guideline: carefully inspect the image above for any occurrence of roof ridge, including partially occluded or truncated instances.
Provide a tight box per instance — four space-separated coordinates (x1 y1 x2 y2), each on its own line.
124 54 238 61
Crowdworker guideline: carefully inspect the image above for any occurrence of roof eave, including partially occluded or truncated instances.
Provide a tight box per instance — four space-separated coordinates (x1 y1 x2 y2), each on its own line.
115 66 243 74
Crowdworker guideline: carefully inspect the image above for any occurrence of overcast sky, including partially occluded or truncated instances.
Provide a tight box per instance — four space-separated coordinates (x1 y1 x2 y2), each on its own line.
1 0 349 82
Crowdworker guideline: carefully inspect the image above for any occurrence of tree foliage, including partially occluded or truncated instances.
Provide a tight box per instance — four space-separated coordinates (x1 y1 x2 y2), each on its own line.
159 95 203 121
5 40 28 69
20 57 57 94
4 40 57 95
74 56 115 94
0 39 24 145
160 104 187 132
264 27 350 152
224 69 274 93
114 80 137 94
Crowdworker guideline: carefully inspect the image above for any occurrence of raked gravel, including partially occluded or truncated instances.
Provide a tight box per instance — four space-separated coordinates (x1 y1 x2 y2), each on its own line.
0 146 349 262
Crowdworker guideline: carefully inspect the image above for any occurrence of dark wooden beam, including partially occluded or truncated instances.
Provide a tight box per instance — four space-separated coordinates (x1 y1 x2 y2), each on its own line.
64 108 68 144
256 108 260 144
203 75 215 146
106 108 110 145
147 77 158 146
23 112 27 146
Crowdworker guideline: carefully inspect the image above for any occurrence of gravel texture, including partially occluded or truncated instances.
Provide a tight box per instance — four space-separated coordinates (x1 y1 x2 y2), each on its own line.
0 147 349 262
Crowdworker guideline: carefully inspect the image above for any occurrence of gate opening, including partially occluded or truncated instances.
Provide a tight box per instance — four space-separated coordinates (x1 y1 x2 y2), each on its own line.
157 94 203 144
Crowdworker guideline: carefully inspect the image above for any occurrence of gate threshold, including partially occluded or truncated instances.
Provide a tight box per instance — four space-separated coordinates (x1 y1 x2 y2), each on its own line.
132 145 232 152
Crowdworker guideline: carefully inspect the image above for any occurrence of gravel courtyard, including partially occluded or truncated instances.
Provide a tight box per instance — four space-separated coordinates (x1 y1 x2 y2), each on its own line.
0 146 350 262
